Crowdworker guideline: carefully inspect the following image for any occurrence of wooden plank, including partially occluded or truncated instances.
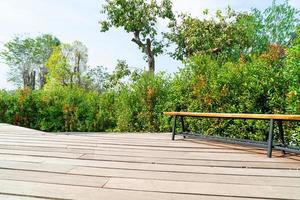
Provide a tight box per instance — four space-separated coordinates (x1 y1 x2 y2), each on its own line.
0 142 295 163
0 141 230 153
0 160 75 173
105 177 300 200
0 136 217 148
0 143 247 154
0 138 296 163
0 179 264 200
1 155 299 184
0 149 84 159
0 134 175 144
66 166 300 187
82 153 299 169
67 160 300 178
0 137 202 148
0 133 297 162
0 154 46 163
1 145 299 169
79 153 297 165
164 112 300 121
0 156 299 188
0 168 108 187
0 144 278 162
0 194 48 200
0 132 292 162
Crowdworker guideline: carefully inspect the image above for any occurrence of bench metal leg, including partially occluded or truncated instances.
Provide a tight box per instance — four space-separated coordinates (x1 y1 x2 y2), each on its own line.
278 120 286 154
180 116 186 138
172 115 177 140
267 119 274 158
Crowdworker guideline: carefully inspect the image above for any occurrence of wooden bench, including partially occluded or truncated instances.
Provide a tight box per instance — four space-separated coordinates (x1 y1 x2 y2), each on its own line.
164 112 300 158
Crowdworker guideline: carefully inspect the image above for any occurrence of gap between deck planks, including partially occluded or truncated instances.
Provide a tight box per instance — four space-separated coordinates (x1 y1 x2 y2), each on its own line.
0 124 299 200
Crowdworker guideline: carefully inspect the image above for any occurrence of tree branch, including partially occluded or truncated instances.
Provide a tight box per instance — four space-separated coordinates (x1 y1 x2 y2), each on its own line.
131 30 146 52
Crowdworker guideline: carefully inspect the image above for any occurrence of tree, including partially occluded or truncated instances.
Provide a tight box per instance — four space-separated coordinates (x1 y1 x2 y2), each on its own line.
0 34 60 89
67 41 88 85
108 60 131 89
99 0 174 72
86 66 109 93
166 8 265 62
253 0 299 46
33 34 60 88
46 46 70 86
167 1 299 62
46 41 88 87
1 36 36 89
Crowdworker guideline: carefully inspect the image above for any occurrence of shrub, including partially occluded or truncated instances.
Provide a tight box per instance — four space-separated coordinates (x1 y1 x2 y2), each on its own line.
169 53 298 144
0 52 299 146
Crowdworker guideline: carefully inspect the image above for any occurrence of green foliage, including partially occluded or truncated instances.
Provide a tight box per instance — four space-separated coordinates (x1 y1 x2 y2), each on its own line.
0 72 171 133
253 0 299 46
46 41 88 87
100 0 175 71
0 86 116 132
114 72 171 132
167 0 299 62
100 0 174 40
86 66 109 93
0 88 39 127
284 27 300 113
169 52 299 144
1 0 300 147
166 8 266 62
107 60 132 90
0 34 60 89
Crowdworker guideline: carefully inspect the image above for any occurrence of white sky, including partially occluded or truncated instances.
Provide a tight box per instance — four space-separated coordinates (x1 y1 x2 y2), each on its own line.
0 0 299 89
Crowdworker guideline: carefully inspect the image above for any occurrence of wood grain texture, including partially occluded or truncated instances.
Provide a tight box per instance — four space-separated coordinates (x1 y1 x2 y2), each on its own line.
0 123 299 200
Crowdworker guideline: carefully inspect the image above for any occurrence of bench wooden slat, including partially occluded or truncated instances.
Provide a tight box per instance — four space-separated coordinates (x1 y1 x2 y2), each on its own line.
163 112 300 121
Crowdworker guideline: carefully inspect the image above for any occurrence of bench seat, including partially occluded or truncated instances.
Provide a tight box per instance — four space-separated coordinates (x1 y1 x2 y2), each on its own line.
164 112 300 121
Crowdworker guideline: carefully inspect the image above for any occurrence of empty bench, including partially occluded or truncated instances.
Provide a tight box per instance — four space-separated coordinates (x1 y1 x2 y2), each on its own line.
164 112 300 158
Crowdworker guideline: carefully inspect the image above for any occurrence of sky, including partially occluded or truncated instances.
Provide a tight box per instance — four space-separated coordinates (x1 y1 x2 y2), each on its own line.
0 0 299 89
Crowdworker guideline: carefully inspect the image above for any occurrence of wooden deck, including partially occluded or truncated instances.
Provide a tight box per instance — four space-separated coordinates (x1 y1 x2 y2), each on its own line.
0 124 299 200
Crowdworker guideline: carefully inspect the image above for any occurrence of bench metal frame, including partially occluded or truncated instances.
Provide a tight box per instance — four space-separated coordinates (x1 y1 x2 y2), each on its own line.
169 114 300 158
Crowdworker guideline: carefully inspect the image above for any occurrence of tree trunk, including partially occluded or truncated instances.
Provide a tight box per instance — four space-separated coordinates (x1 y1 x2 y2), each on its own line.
23 71 29 88
30 71 36 90
39 67 48 89
148 54 155 73
76 55 81 85
146 39 155 73
22 70 36 90
132 32 155 73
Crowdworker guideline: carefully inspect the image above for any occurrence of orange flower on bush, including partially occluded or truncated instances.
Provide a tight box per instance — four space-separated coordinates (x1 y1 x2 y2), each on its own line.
260 43 285 62
147 87 155 99
63 104 70 113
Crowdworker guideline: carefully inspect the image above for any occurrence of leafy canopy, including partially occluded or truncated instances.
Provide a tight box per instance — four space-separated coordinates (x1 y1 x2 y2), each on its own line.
100 0 174 71
0 34 60 89
166 8 264 62
254 0 299 46
46 41 88 87
166 0 299 62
